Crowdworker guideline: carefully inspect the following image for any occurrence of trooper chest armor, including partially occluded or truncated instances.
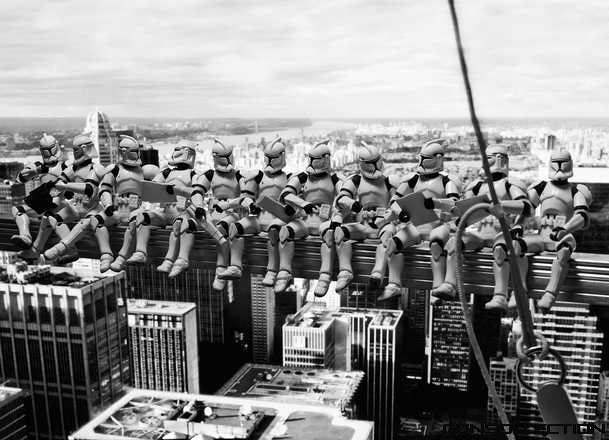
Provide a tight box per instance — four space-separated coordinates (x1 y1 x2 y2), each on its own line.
164 168 195 188
302 173 337 205
410 173 450 199
472 176 513 201
357 175 391 210
537 181 576 219
114 164 144 196
258 171 289 202
210 170 241 200
38 162 66 185
71 160 98 183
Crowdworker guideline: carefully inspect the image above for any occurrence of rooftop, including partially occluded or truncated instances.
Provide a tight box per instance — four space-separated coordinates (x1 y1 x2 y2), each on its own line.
0 263 123 288
284 302 402 330
68 389 373 440
125 299 197 317
0 386 26 407
216 363 364 411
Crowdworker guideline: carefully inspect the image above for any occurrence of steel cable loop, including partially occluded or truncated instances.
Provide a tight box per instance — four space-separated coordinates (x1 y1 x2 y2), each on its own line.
516 331 550 361
515 346 568 393
454 202 516 440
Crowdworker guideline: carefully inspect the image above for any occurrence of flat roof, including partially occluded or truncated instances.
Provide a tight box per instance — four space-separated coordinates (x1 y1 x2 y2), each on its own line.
125 299 196 317
69 388 373 440
217 363 364 410
285 302 402 330
0 386 26 407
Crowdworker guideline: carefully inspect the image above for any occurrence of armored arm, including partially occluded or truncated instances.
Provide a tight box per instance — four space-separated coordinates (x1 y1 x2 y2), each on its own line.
563 184 592 233
334 176 361 213
502 179 533 218
98 166 117 208
280 172 309 210
190 170 212 217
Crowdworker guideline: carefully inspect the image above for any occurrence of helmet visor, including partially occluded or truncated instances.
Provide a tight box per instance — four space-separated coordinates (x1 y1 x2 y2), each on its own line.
551 159 573 175
120 148 140 162
359 162 377 175
487 153 508 170
40 144 58 158
213 155 231 167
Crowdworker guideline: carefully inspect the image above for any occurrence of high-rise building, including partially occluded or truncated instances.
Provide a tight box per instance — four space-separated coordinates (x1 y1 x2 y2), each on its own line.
69 388 374 440
217 363 364 419
250 274 275 363
282 303 402 440
126 299 199 393
598 371 609 422
84 110 117 166
0 182 25 218
0 386 29 440
0 265 130 439
518 302 603 440
272 285 301 364
486 355 518 425
428 298 472 392
125 264 224 344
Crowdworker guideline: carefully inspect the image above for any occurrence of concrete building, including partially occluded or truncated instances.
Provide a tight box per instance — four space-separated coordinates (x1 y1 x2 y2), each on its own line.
0 386 29 440
68 388 374 440
486 355 518 425
126 299 199 393
217 363 364 418
0 265 130 439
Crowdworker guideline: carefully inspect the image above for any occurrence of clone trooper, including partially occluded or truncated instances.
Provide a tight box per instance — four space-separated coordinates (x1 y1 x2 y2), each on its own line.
116 142 198 269
333 142 398 291
431 144 533 312
11 134 67 252
29 134 106 262
169 139 246 287
379 140 461 300
275 139 342 297
220 137 290 285
44 136 157 272
519 151 591 312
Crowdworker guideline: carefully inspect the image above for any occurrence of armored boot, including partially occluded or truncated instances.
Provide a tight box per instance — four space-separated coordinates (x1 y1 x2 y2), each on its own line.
431 238 457 301
54 223 79 264
378 253 404 301
219 236 244 280
334 228 353 291
263 235 279 287
95 226 114 273
127 224 151 264
169 231 194 278
44 216 89 261
20 215 53 260
111 219 137 272
157 230 179 273
11 208 32 250
275 239 295 294
369 244 388 287
213 240 230 290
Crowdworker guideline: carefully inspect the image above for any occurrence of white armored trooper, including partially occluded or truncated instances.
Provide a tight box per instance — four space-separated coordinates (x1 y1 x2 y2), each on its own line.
431 144 533 312
124 141 198 268
379 140 461 300
219 137 291 285
169 138 247 287
11 134 68 252
43 135 158 272
333 141 398 291
519 150 591 312
275 139 342 297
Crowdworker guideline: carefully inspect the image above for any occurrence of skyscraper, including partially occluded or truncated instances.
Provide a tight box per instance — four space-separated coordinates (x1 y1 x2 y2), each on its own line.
0 386 29 440
486 355 518 425
125 264 224 344
428 298 472 392
518 302 603 440
598 371 609 422
250 274 275 363
0 265 130 439
84 110 117 166
126 299 199 393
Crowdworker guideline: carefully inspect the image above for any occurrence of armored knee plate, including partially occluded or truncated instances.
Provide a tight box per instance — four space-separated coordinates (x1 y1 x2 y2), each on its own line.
493 243 508 266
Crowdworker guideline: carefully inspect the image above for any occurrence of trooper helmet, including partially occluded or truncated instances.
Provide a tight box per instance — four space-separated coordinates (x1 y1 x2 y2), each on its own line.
358 140 384 179
417 140 445 175
263 137 286 173
39 134 63 165
118 135 141 167
306 139 332 175
212 138 234 172
169 140 197 169
549 150 573 181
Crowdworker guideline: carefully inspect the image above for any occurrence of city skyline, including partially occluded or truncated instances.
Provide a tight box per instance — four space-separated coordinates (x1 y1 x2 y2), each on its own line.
1 1 609 119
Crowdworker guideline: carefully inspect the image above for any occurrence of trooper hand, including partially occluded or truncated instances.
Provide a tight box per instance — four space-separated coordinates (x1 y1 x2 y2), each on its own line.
249 204 261 215
398 210 410 223
194 207 206 219
104 205 115 216
303 203 314 215
351 201 362 213
284 204 296 217
510 225 524 239
166 185 175 195
20 168 37 180
424 197 435 210
214 201 229 213
550 226 567 241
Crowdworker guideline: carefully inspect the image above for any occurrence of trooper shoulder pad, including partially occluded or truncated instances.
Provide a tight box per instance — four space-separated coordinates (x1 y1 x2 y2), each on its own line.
527 179 547 194
508 176 527 192
465 178 485 194
401 172 419 188
239 169 262 183
575 183 593 204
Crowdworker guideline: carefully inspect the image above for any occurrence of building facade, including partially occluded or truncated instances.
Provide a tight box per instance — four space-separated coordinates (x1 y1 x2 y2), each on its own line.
126 299 199 393
0 266 130 439
0 386 29 440
486 355 518 425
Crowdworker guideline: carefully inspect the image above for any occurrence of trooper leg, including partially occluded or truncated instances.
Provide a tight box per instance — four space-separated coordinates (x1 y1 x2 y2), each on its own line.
370 224 396 287
212 220 232 290
275 219 306 294
508 236 537 309
110 210 141 272
334 225 354 291
429 224 450 290
158 218 182 273
486 236 510 312
19 214 53 260
11 205 32 250
314 221 336 297
432 232 485 301
91 213 115 273
169 218 197 278
221 217 259 280
379 223 421 300
127 210 166 264
538 235 576 313
263 224 282 286
50 208 80 264
44 210 96 261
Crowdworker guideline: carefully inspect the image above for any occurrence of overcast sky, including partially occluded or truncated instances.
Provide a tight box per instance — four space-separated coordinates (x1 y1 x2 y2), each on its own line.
1 0 608 119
